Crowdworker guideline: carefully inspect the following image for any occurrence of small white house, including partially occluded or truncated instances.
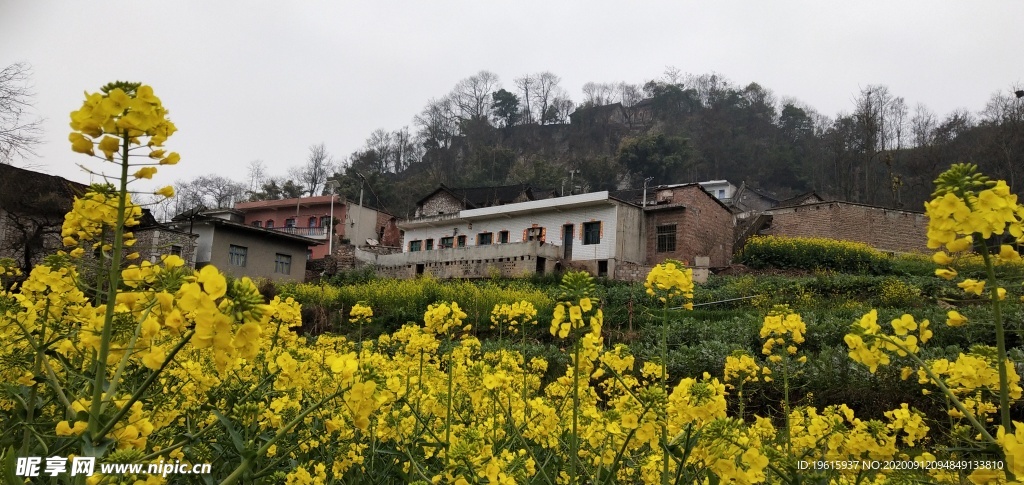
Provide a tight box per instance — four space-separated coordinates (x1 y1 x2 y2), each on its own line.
361 191 645 278
697 180 737 202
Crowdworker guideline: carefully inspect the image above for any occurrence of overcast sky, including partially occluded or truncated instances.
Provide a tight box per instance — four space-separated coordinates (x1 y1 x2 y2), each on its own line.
2 1 1023 191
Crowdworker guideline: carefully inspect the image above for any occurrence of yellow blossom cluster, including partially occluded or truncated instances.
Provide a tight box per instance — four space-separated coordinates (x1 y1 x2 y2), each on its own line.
61 188 142 256
423 301 469 336
759 306 807 363
644 260 694 306
916 350 1022 417
69 84 179 164
549 297 601 339
925 180 1024 251
490 300 538 334
724 351 770 386
845 310 931 373
349 302 373 324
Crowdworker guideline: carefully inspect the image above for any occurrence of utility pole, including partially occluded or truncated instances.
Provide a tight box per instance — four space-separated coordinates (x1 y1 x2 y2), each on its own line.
642 177 654 207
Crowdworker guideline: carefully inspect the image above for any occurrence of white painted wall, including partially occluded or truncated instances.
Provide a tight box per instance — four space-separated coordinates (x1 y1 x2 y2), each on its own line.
401 203 621 262
698 180 736 200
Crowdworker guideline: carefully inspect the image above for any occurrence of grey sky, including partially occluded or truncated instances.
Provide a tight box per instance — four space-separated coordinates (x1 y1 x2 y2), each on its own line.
2 1 1023 190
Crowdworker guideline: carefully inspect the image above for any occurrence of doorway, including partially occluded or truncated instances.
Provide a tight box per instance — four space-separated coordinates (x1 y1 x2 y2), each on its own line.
562 224 574 260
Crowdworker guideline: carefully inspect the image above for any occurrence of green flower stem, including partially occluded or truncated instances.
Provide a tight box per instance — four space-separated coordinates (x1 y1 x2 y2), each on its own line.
88 130 131 449
570 340 581 485
979 243 1012 432
20 300 50 456
219 387 346 485
879 335 996 445
97 330 195 439
782 356 791 454
660 302 669 485
445 333 454 468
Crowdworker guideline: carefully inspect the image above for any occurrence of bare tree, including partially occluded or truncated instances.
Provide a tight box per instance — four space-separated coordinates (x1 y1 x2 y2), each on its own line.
300 143 334 196
981 87 1024 188
616 82 644 107
0 62 43 164
246 160 267 194
202 175 247 208
514 74 536 124
582 82 616 106
415 96 458 150
533 72 561 124
451 70 500 122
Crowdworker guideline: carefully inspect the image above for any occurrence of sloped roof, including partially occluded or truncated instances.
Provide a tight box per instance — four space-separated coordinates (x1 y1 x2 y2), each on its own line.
775 191 825 208
416 183 540 210
0 164 87 216
736 182 779 203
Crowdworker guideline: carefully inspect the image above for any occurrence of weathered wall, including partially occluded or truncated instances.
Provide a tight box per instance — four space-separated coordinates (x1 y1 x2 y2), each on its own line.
644 186 733 267
764 202 929 253
375 212 401 247
134 227 198 267
205 225 310 282
359 241 561 279
417 192 464 217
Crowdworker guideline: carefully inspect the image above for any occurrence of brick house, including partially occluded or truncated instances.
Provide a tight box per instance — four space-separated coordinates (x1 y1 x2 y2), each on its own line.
613 183 735 268
234 196 399 259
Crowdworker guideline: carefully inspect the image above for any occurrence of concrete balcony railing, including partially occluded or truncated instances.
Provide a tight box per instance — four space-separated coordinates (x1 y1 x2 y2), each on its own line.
355 240 562 266
273 226 328 239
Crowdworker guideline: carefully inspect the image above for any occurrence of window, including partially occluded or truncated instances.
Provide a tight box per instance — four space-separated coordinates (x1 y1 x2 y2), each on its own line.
440 236 454 248
717 189 725 199
410 240 422 252
457 235 467 247
252 220 262 227
229 245 247 266
498 230 510 243
285 218 296 228
275 253 292 274
425 239 434 250
478 232 493 245
169 245 182 256
321 216 332 228
308 216 318 227
656 224 677 252
583 222 601 245
526 227 544 242
307 249 313 260
265 220 274 228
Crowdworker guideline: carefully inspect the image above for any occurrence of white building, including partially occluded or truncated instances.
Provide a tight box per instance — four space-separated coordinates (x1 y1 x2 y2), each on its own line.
359 191 645 279
697 180 737 202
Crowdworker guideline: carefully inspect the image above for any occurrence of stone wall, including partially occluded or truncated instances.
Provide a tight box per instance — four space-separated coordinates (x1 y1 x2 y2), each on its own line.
764 202 929 253
417 191 464 217
134 228 198 267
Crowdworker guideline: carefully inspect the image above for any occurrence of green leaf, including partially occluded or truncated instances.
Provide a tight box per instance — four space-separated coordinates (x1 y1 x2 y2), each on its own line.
212 409 247 455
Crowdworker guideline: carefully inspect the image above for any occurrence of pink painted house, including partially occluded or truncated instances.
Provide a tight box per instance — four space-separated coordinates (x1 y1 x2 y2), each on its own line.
235 196 397 259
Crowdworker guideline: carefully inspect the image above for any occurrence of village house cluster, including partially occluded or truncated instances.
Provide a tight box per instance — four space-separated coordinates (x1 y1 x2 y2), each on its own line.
0 164 930 282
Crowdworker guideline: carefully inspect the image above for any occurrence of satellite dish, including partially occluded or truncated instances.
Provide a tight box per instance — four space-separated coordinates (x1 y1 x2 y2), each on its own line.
366 238 379 246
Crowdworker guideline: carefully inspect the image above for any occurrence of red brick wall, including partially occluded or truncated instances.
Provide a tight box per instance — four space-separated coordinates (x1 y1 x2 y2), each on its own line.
644 186 733 267
376 212 401 247
764 202 929 253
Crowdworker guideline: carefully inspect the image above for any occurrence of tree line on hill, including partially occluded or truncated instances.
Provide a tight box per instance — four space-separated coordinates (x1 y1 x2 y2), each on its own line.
6 61 1016 220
